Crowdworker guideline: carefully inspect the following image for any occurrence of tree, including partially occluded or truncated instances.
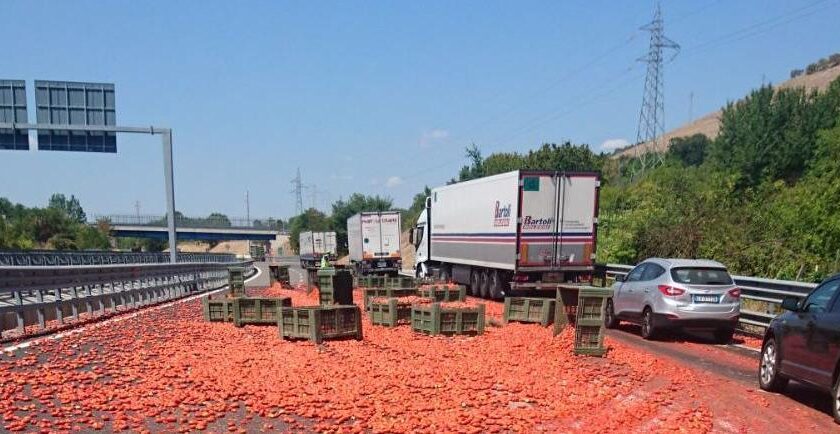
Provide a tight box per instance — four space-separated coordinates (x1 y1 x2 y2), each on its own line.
330 194 393 255
206 212 232 227
48 193 87 224
667 134 711 166
288 208 330 253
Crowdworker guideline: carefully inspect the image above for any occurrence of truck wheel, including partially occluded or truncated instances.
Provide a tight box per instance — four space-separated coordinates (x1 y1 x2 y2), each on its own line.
469 271 481 296
488 270 504 299
479 269 491 298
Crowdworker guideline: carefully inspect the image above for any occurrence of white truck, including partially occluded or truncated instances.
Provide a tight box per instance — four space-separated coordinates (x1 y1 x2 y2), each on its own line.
298 231 337 269
347 211 402 276
411 170 600 298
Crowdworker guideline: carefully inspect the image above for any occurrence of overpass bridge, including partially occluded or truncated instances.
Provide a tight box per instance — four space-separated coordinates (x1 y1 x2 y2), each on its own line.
92 214 288 241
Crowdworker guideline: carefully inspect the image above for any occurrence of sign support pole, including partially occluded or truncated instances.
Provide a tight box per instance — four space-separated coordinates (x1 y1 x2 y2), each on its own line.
162 130 177 263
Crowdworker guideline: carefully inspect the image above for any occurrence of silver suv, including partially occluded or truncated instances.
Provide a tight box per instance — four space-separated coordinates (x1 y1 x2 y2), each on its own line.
604 258 740 342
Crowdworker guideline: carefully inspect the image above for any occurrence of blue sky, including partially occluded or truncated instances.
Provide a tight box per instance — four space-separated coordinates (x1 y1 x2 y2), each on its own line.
1 0 838 220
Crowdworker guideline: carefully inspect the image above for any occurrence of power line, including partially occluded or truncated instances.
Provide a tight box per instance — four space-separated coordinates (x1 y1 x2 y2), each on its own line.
290 167 303 215
634 1 679 173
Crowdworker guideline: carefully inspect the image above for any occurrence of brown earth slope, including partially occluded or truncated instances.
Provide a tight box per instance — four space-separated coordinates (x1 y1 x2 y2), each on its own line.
615 63 840 158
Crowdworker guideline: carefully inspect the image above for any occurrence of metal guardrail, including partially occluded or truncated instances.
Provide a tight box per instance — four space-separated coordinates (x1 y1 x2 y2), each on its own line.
0 260 255 337
0 250 238 266
604 264 817 334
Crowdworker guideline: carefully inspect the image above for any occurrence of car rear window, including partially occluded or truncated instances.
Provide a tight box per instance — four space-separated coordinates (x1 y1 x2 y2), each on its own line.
670 267 733 285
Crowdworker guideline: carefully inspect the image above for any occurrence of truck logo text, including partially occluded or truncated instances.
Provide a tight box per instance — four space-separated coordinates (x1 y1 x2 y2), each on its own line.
523 215 554 231
493 201 512 227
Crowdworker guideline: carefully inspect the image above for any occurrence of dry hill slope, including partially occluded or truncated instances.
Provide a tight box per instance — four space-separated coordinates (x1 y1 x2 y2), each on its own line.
615 63 840 158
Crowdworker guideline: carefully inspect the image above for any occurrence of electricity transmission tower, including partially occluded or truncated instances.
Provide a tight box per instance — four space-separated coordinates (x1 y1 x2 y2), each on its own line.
634 1 679 173
290 167 304 215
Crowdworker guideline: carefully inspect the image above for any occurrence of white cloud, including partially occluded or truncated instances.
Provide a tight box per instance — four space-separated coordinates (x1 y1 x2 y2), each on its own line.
385 176 403 188
600 138 630 152
419 129 450 148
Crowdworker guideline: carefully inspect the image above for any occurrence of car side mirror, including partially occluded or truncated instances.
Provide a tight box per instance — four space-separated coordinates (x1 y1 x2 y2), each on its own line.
781 297 800 312
615 274 625 282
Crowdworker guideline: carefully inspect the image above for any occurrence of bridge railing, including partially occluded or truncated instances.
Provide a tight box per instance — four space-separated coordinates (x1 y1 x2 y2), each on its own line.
0 260 255 337
0 250 239 267
604 264 817 335
93 214 287 231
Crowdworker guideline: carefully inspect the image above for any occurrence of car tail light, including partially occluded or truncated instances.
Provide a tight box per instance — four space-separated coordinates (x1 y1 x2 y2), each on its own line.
728 288 741 298
658 285 685 296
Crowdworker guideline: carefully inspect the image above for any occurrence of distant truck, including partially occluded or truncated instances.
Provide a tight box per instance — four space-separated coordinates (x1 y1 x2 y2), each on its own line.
249 242 266 262
347 211 402 276
299 231 337 269
411 170 600 298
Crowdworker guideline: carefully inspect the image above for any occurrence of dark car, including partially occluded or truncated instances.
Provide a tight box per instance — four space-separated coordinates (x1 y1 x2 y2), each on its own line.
758 273 840 423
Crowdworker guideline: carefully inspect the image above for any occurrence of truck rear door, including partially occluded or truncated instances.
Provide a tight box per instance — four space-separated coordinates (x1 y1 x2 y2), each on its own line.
380 213 401 259
361 214 382 259
518 173 597 270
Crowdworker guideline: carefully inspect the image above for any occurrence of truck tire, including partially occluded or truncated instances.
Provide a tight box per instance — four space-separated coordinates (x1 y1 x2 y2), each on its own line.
479 269 491 298
469 270 481 296
488 270 504 299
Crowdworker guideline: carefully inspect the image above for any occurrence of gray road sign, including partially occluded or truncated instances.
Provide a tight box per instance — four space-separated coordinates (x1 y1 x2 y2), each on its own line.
35 80 116 152
0 80 29 150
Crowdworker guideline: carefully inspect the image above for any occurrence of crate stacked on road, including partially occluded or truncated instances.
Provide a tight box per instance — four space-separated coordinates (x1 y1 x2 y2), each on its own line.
411 302 486 336
418 284 467 302
278 305 363 343
571 286 612 357
268 264 291 286
503 297 555 326
203 297 235 322
232 297 292 327
316 268 354 305
362 287 418 311
228 266 247 298
369 296 433 327
356 275 416 289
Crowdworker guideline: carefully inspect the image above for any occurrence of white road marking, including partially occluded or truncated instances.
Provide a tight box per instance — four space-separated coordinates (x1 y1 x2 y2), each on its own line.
2 265 262 353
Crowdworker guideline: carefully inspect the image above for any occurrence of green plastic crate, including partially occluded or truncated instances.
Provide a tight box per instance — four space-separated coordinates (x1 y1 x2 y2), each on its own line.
504 297 555 326
362 287 418 310
278 305 363 343
411 303 485 336
574 325 607 356
357 275 386 288
418 285 467 302
269 264 291 285
317 268 354 305
203 297 234 322
384 276 416 288
369 298 415 327
232 297 292 327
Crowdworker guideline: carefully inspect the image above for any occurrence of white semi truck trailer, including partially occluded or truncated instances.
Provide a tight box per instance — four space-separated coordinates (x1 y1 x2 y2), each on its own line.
347 211 402 276
299 231 337 269
411 170 600 298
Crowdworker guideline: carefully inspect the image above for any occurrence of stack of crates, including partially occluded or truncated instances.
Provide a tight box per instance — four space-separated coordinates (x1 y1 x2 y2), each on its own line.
228 266 246 298
503 297 555 326
573 286 613 356
316 268 354 305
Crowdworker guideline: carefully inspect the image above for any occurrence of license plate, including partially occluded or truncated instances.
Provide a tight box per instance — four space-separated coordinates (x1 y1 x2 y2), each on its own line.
693 295 719 304
377 261 387 268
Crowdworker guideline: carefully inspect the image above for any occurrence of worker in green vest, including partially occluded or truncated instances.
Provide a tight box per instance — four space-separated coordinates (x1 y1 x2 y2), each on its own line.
320 255 329 268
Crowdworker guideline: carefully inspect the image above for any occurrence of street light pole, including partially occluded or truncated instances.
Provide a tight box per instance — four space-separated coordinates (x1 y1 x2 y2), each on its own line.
162 130 177 263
